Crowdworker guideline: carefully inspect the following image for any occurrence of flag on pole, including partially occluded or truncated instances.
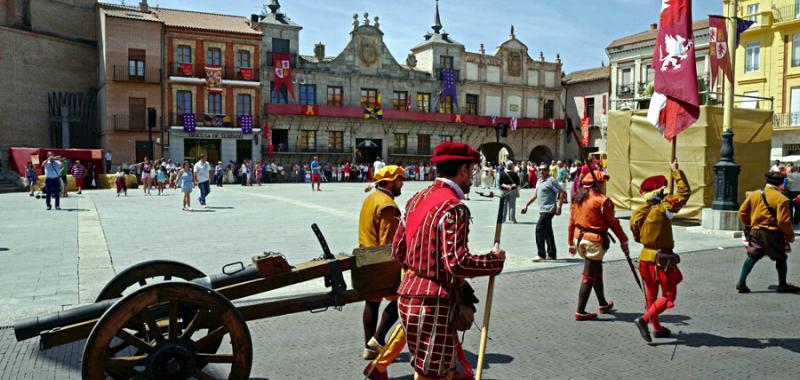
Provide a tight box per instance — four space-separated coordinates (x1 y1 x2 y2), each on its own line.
735 17 755 46
647 0 700 141
272 52 295 99
580 96 591 146
709 15 732 90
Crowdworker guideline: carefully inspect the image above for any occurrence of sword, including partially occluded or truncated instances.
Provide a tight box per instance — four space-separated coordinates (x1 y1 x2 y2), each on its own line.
476 194 505 380
568 125 643 293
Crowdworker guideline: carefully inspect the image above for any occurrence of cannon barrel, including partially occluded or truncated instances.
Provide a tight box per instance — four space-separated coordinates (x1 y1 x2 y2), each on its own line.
14 299 117 341
14 264 263 342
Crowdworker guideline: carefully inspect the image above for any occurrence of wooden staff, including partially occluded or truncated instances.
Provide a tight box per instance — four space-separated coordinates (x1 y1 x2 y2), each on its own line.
669 137 677 195
476 194 506 380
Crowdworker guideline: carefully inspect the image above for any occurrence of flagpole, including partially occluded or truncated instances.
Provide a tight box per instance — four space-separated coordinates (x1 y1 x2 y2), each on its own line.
669 137 677 194
712 0 741 211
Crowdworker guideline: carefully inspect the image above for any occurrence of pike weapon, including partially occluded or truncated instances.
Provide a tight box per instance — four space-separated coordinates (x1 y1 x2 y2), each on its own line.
475 192 506 380
568 126 643 293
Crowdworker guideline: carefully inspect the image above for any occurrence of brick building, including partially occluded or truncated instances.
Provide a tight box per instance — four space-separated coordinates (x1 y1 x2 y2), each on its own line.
259 1 566 166
0 0 98 169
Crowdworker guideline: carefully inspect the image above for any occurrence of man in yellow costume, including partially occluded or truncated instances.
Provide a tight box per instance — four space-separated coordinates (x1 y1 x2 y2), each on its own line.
630 161 690 342
359 165 406 380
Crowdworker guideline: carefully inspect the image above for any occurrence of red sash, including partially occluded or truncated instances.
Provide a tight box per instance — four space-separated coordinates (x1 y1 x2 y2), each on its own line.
405 184 459 245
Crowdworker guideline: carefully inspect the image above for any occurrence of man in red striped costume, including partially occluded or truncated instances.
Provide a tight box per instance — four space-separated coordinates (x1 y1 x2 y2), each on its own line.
392 142 506 379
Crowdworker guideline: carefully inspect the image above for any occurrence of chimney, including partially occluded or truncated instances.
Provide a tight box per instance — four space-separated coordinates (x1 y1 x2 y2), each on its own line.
139 0 149 13
314 42 325 61
251 14 260 26
650 23 658 30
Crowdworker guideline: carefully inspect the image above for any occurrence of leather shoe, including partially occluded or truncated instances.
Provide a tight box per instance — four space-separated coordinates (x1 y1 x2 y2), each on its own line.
776 283 800 293
653 327 672 338
736 283 751 294
634 317 652 343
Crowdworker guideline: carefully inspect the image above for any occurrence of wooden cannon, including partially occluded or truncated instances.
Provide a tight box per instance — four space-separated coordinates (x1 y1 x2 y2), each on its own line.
13 224 400 380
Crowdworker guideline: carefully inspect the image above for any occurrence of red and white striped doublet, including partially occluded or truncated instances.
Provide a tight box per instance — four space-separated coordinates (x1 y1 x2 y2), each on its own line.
393 179 504 377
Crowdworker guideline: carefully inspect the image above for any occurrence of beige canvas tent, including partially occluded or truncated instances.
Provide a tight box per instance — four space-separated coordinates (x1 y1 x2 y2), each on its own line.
606 106 773 220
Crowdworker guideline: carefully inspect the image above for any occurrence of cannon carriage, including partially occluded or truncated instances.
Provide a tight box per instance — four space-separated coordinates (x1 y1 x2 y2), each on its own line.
14 224 400 380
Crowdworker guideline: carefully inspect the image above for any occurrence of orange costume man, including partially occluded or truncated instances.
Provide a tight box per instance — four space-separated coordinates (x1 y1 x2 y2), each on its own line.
630 161 690 342
568 170 629 320
393 142 505 379
358 165 406 370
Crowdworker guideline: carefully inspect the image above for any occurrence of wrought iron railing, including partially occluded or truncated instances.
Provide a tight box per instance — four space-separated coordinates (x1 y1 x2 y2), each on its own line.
112 65 161 83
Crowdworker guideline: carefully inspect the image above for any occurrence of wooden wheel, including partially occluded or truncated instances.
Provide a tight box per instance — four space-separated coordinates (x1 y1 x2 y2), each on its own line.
95 260 206 302
82 282 252 380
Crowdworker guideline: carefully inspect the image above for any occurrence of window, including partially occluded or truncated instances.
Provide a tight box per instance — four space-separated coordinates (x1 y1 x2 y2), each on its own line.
543 99 555 119
695 56 706 77
793 34 800 67
272 129 288 151
299 130 316 151
642 63 655 83
393 91 408 111
361 88 378 108
129 97 146 130
417 134 431 155
270 82 288 104
440 135 454 142
177 91 192 115
128 49 145 80
621 67 632 85
236 50 251 68
272 38 290 53
747 3 759 24
791 87 800 126
299 84 317 105
394 133 407 153
466 94 479 115
439 95 453 114
208 93 222 114
585 97 595 125
440 55 454 69
417 93 431 112
796 0 800 18
327 86 343 106
236 94 251 116
177 45 192 63
745 41 760 73
328 131 343 151
207 48 222 67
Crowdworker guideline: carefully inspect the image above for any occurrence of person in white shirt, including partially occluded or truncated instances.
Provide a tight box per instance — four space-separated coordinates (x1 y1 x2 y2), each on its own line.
770 160 782 173
193 155 211 207
240 162 249 186
104 150 113 173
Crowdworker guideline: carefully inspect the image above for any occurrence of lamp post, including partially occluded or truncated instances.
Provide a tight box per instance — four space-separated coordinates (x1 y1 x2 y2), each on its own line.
712 0 740 210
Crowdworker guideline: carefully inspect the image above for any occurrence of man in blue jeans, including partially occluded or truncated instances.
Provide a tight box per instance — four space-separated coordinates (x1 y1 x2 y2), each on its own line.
43 153 63 210
193 155 211 208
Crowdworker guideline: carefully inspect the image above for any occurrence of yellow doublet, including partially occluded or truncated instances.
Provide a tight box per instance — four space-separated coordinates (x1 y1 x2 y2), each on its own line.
739 185 794 241
631 170 691 262
359 188 401 248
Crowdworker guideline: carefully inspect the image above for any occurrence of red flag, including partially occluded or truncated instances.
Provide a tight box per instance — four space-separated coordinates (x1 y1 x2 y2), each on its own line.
647 0 699 141
272 52 295 99
581 96 590 145
263 120 273 156
709 15 732 90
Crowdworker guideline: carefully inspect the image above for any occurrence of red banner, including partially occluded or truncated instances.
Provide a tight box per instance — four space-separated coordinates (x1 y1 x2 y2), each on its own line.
239 67 253 80
263 120 273 156
303 104 319 116
709 15 732 90
272 52 294 99
179 63 193 76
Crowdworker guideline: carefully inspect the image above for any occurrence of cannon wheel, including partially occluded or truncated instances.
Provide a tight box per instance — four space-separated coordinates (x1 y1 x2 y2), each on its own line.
82 282 252 380
95 260 206 302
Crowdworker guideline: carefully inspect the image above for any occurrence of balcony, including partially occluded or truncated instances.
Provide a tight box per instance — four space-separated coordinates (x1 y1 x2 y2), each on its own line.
775 113 800 129
773 4 800 23
113 65 161 83
637 81 649 94
224 66 259 81
169 113 259 128
168 62 199 77
113 114 146 131
271 144 352 154
617 84 634 98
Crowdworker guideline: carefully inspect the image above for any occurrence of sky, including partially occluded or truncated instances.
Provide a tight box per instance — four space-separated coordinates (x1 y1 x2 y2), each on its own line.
111 0 724 73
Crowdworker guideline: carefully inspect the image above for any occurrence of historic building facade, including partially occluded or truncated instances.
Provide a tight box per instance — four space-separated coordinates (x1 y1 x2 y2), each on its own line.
564 66 610 154
259 1 565 165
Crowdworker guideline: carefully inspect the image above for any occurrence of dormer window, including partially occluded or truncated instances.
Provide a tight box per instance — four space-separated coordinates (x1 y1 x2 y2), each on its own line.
440 56 453 69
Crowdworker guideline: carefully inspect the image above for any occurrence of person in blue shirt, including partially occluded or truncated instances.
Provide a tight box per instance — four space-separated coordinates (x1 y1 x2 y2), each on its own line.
310 156 321 191
42 153 63 210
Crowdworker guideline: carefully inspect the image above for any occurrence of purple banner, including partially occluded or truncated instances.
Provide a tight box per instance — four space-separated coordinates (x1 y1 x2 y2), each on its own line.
240 114 253 134
182 113 196 133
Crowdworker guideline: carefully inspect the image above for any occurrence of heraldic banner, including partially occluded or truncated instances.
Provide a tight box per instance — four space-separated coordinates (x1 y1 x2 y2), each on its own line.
646 0 699 141
273 52 294 98
709 15 732 90
206 66 223 93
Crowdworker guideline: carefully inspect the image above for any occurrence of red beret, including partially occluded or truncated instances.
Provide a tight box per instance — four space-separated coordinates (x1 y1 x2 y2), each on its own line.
431 142 481 163
640 175 668 194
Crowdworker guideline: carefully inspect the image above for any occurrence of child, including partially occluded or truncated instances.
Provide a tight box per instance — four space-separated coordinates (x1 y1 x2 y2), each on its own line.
115 166 127 197
26 161 38 196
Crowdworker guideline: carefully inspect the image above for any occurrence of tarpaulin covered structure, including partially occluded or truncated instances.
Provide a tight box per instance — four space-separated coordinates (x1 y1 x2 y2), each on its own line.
607 106 772 220
8 147 105 177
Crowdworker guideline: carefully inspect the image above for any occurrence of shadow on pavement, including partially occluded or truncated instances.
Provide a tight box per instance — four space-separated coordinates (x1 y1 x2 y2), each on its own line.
0 247 9 252
601 312 692 326
651 332 800 353
390 350 513 380
38 339 85 370
188 209 215 213
206 206 235 209
60 208 90 212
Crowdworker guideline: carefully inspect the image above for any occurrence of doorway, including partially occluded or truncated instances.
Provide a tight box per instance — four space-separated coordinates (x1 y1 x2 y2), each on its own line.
529 145 553 164
356 138 382 163
236 140 253 163
135 141 153 162
479 142 514 165
184 139 221 163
